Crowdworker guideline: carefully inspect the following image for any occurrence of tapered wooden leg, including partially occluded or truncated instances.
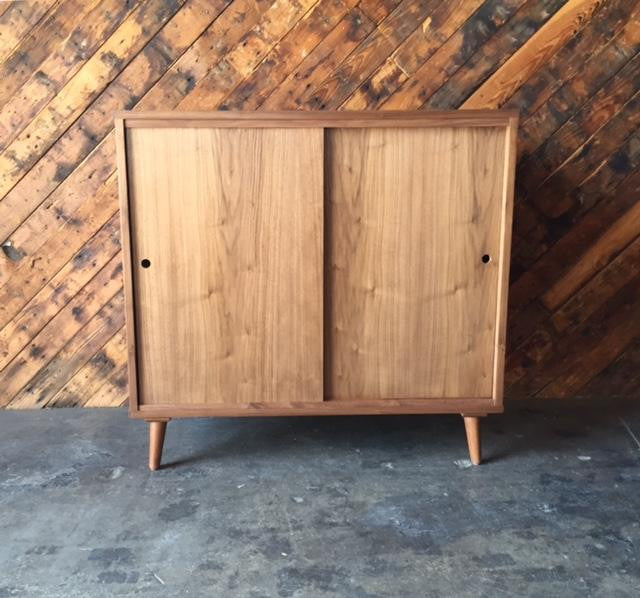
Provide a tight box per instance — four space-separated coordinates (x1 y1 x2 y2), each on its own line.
463 416 482 465
149 420 168 471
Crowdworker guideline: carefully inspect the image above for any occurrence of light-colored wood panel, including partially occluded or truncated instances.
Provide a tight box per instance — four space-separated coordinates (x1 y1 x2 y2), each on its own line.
325 126 507 400
125 126 324 405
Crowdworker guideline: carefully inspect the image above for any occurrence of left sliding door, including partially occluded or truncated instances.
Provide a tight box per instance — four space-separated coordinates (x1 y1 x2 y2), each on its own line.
123 126 324 407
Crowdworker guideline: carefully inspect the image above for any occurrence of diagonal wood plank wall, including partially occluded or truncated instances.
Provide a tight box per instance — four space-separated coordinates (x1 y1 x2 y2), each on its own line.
0 0 639 408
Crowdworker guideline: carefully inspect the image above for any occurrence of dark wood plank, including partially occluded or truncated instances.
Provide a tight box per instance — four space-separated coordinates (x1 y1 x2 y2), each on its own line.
517 14 640 160
503 0 640 120
519 51 640 196
426 0 567 109
382 0 527 109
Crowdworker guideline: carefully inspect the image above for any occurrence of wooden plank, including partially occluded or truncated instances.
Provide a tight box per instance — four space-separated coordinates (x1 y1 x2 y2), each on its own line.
0 0 230 250
7 290 126 409
505 316 554 394
577 338 640 399
343 0 484 110
503 0 640 120
382 0 527 109
0 0 136 152
573 127 640 215
357 0 402 24
0 0 57 63
124 126 324 405
223 0 319 78
390 0 484 76
0 213 120 371
341 55 408 110
509 167 640 311
0 175 119 329
0 254 123 408
519 51 640 194
462 0 605 109
507 272 640 398
0 139 117 288
426 0 568 109
261 8 375 109
298 0 447 110
114 115 138 414
325 125 508 400
0 0 187 200
133 398 502 419
533 88 640 218
509 128 640 275
517 14 640 160
177 0 318 110
493 115 518 405
536 277 640 398
220 0 351 110
506 168 640 358
49 327 127 407
506 299 550 355
83 360 129 407
542 201 640 310
0 0 90 106
551 235 640 333
138 0 272 109
117 109 518 126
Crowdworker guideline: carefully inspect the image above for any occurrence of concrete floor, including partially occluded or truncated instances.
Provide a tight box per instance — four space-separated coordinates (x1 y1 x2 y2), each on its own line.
1 402 639 597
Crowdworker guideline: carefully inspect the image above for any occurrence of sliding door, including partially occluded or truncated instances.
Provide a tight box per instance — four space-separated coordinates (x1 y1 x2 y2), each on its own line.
325 126 507 400
126 127 324 406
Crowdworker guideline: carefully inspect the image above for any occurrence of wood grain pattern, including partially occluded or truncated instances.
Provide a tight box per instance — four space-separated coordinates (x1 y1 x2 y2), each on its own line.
1 0 639 409
124 126 324 406
326 126 507 400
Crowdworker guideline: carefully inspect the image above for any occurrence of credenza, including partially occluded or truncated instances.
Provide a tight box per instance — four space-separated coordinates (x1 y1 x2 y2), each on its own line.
115 110 518 470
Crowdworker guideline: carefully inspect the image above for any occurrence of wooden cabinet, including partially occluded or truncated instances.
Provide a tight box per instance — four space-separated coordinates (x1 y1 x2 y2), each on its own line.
115 111 518 470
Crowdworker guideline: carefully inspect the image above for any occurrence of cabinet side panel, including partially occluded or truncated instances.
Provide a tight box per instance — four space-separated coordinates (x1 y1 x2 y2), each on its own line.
126 127 324 405
326 126 506 400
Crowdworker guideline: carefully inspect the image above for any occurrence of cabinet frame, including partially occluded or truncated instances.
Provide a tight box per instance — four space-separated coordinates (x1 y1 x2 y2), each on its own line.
115 110 518 424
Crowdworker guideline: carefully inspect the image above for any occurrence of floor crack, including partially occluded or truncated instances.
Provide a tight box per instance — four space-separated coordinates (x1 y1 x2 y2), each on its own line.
619 417 640 450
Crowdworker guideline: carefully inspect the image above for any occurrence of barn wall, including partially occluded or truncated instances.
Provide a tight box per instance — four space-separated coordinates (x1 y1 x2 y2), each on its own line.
0 0 639 408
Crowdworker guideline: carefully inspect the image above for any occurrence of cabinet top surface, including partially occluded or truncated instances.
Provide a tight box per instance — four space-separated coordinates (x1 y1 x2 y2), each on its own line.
115 110 519 129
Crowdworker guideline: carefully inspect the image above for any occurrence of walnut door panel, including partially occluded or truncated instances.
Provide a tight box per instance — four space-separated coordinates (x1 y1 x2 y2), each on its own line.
325 126 508 400
125 127 324 406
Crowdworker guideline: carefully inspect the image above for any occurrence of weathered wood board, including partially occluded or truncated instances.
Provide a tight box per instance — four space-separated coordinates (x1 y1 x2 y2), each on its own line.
1 0 639 408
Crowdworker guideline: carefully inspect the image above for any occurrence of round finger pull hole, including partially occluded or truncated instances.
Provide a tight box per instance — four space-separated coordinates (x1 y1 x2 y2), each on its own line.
481 254 491 264
141 258 151 268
